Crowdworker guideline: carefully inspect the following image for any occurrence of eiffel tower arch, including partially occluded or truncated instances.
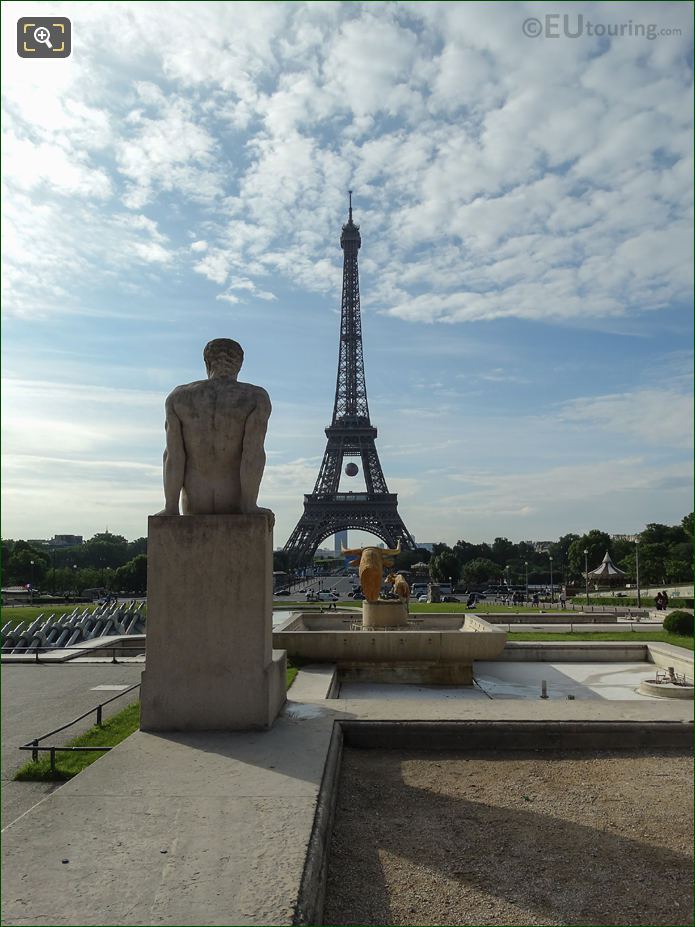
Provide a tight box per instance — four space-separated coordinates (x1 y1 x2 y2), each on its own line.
284 194 416 565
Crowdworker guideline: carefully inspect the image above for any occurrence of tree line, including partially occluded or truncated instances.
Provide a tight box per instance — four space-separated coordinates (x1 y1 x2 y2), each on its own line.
2 532 147 595
3 513 692 596
398 513 693 589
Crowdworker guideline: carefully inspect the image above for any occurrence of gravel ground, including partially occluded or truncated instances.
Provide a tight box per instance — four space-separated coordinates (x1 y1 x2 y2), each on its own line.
324 748 693 926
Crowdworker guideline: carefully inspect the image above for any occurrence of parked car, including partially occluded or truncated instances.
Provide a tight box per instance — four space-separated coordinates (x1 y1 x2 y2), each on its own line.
418 594 428 602
441 595 459 603
275 588 290 596
316 591 338 601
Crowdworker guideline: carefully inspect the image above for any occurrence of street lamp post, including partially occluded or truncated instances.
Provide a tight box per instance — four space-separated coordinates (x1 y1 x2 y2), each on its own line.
635 539 641 608
30 560 35 604
524 561 529 603
584 549 589 605
549 555 554 603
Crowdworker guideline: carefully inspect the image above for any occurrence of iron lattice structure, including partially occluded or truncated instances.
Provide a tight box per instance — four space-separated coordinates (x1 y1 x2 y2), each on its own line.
284 195 416 564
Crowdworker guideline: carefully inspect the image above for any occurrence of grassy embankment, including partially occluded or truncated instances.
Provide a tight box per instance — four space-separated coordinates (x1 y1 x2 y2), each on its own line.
506 630 693 650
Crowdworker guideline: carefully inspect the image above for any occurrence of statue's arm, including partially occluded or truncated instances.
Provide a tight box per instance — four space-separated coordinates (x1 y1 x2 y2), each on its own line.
240 388 274 527
158 395 185 516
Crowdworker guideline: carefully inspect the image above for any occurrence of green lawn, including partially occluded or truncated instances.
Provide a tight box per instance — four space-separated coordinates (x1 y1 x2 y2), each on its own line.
508 630 693 650
14 701 141 781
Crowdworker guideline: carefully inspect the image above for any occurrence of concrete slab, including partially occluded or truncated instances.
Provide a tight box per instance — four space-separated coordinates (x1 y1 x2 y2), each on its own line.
289 665 338 702
332 697 693 723
2 710 337 926
474 661 657 700
339 682 491 701
339 663 680 702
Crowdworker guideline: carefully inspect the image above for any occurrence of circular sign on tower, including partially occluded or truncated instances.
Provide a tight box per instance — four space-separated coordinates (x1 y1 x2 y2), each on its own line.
345 462 359 477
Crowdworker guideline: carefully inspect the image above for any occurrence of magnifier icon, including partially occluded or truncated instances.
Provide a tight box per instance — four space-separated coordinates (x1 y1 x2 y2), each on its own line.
33 26 53 49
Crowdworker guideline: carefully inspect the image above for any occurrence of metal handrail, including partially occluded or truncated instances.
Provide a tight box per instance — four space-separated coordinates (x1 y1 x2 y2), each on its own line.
19 682 141 770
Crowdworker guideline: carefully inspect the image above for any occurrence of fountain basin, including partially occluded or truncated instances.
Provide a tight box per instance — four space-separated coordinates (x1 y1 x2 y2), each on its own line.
638 679 694 699
273 612 507 685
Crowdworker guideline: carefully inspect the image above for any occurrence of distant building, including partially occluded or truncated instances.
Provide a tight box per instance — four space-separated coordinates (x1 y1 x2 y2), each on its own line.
524 541 553 553
26 535 83 549
52 534 83 547
611 534 639 543
415 542 436 553
334 530 348 554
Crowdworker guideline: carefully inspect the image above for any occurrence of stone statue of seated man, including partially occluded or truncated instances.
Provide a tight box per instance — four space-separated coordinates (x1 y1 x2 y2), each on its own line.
156 338 274 526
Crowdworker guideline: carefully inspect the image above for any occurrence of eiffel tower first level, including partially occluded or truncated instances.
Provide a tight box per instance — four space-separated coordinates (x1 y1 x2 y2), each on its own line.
284 194 416 565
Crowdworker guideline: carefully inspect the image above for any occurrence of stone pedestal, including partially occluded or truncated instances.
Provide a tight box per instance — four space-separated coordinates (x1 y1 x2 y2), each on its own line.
140 514 286 731
362 599 408 629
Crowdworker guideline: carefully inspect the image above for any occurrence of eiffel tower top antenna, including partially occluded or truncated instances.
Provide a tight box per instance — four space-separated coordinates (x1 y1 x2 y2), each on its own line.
348 189 353 221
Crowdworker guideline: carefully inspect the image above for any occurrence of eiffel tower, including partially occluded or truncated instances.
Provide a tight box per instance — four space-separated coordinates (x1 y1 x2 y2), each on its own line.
284 193 416 565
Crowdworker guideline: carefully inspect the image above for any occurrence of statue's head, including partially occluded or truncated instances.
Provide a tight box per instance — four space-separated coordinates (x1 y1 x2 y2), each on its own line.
203 339 244 379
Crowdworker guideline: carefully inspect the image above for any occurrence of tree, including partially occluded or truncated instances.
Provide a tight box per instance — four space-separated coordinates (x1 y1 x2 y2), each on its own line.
80 532 129 569
127 537 147 558
641 523 687 547
633 543 669 585
431 542 451 557
682 512 694 538
611 537 635 566
430 551 461 584
664 558 692 583
113 555 147 594
491 537 515 565
567 531 611 581
394 548 431 571
7 545 50 586
462 558 502 587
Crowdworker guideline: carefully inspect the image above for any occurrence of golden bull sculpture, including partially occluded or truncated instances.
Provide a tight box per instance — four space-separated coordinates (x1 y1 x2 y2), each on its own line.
341 542 401 603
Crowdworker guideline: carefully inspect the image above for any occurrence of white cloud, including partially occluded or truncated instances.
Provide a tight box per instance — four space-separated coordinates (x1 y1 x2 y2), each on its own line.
116 93 224 209
3 1 691 325
560 389 694 449
1 193 174 316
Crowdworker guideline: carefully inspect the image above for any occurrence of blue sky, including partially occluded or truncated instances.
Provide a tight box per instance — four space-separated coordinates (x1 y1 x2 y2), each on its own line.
2 1 693 547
